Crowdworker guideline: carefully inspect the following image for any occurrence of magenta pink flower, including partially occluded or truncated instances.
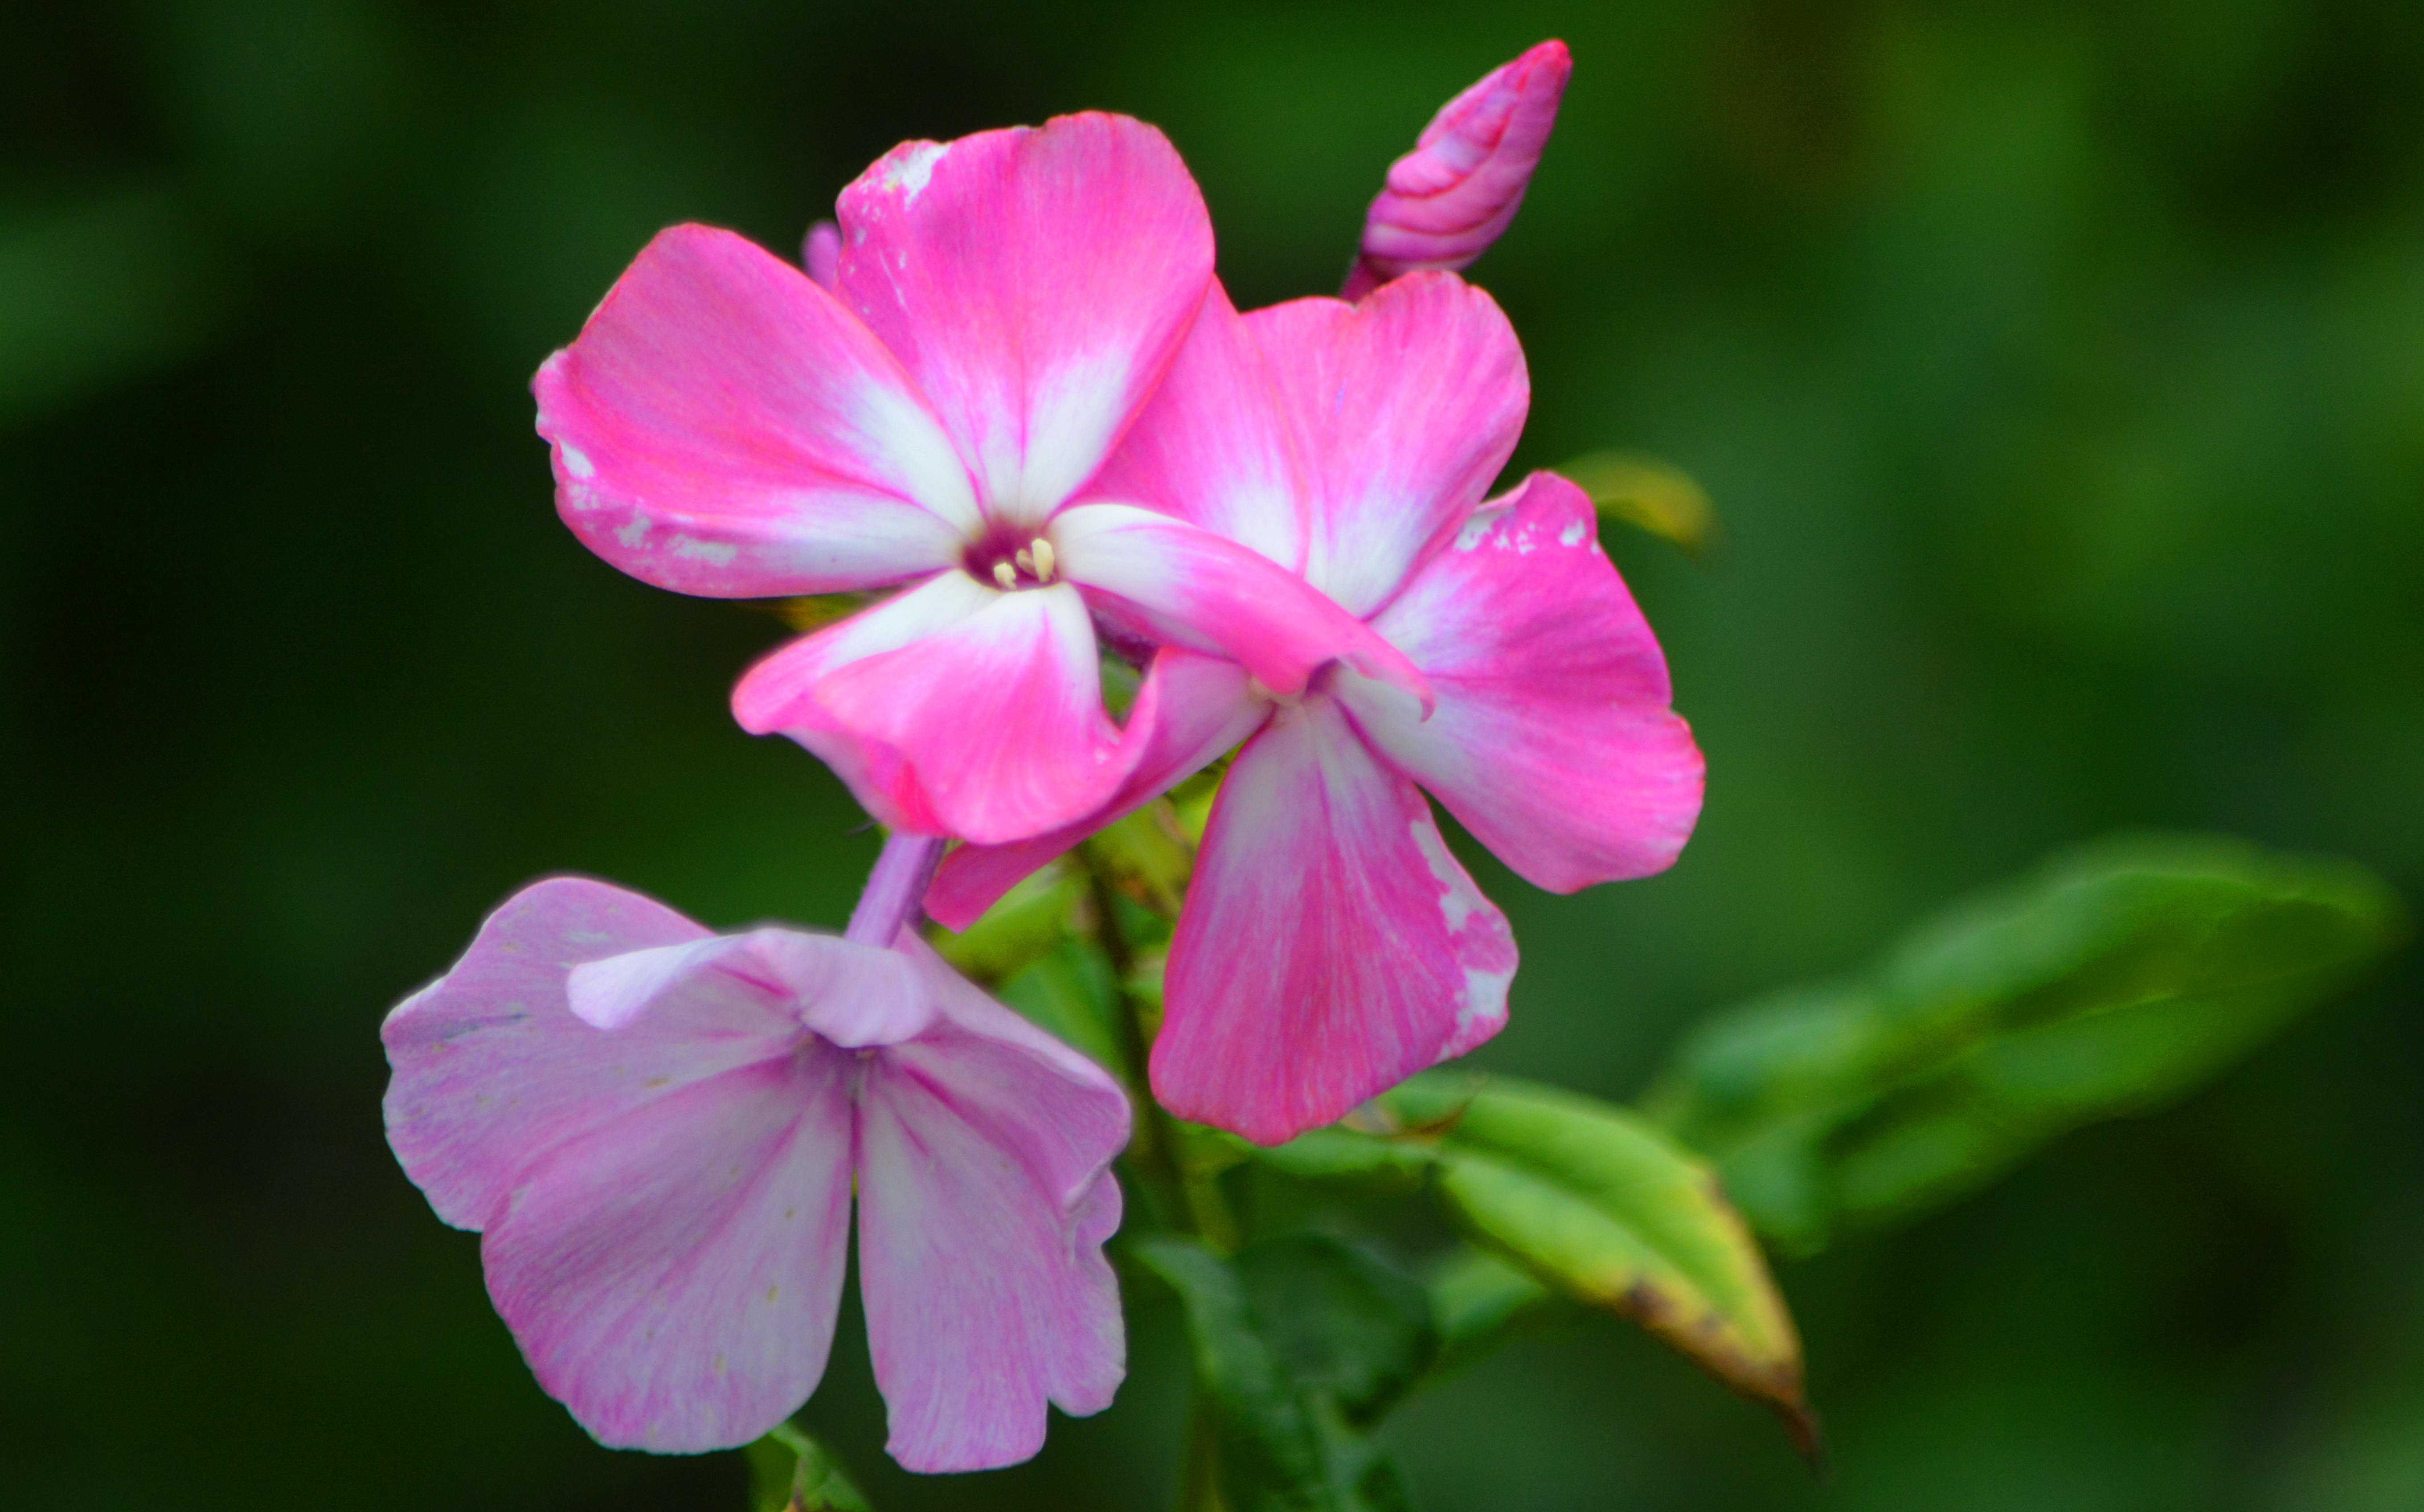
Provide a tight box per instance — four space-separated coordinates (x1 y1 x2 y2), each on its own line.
535 113 1409 845
930 272 1704 1144
381 874 1129 1469
1340 40 1572 301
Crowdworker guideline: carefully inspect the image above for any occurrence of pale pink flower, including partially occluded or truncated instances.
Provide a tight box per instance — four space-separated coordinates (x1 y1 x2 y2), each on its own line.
536 113 1411 845
1340 40 1572 301
381 870 1129 1469
930 272 1703 1144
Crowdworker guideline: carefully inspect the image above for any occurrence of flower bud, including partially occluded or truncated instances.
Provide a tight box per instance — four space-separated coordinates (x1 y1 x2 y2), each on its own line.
802 217 841 287
1342 39 1572 300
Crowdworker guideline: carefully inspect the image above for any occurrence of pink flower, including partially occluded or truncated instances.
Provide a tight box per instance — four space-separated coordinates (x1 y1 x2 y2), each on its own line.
1340 40 1572 301
381 874 1129 1469
536 113 1410 845
930 272 1704 1144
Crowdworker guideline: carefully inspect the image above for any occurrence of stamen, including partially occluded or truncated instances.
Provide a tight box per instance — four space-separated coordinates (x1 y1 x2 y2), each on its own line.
991 561 1018 590
1030 537 1056 581
1014 547 1037 576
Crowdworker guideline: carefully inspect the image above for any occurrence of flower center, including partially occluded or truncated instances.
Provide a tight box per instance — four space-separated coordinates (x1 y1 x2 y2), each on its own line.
965 529 1057 591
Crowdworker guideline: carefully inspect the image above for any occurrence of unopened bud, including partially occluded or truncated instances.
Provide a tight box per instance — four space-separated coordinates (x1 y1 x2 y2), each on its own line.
1342 40 1572 300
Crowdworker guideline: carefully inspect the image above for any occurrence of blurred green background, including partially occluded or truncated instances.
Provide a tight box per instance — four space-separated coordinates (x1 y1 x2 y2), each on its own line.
4 1 2420 1508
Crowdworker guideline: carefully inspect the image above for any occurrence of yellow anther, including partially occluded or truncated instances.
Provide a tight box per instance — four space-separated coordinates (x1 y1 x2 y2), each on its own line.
1014 547 1036 576
991 561 1018 590
1029 537 1056 581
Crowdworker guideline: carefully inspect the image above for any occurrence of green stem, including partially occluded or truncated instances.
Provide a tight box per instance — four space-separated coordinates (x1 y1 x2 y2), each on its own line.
1074 849 1242 1512
1180 1165 1243 1255
1079 854 1199 1234
1177 1394 1226 1512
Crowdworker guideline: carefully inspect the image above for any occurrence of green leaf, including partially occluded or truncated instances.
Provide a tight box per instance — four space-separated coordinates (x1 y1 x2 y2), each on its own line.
1411 1078 1817 1456
926 862 1085 985
1372 1069 1484 1131
1235 1126 1440 1191
743 1422 872 1512
992 938 1129 1081
1556 449 1719 554
1224 1072 1471 1188
1427 1247 1560 1376
1648 832 2410 1255
1137 1234 1438 1512
1234 1238 1437 1422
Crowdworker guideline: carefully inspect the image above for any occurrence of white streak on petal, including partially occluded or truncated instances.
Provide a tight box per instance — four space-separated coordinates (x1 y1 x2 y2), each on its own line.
852 380 982 536
1410 818 1481 932
1000 351 1131 528
880 141 948 201
1449 964 1514 1048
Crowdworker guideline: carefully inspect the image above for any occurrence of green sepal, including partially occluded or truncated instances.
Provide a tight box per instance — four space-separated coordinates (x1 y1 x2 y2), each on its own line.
743 1422 872 1512
762 593 881 633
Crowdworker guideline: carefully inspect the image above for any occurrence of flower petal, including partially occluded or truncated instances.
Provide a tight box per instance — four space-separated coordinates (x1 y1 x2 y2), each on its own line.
1243 272 1527 618
1050 502 1429 703
802 219 842 288
733 576 1148 844
483 1049 856 1453
730 569 992 728
568 928 934 1048
1079 279 1306 568
925 649 1265 931
535 225 979 596
381 877 794 1232
1151 698 1516 1145
1336 471 1705 891
1342 40 1572 299
835 114 1214 530
856 940 1130 1471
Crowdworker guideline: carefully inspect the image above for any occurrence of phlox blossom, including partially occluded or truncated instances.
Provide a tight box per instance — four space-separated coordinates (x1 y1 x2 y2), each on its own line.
535 112 1410 846
931 272 1704 1144
381 874 1128 1469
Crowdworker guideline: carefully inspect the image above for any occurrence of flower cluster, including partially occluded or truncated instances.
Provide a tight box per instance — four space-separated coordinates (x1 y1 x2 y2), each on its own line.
383 40 1700 1476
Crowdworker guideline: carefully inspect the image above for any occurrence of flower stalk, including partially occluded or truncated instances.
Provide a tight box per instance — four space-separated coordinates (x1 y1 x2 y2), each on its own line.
845 832 947 946
1073 841 1241 1252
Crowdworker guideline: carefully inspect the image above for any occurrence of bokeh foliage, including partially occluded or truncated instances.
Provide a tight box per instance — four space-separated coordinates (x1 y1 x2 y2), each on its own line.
4 2 2421 1510
1648 833 2408 1256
